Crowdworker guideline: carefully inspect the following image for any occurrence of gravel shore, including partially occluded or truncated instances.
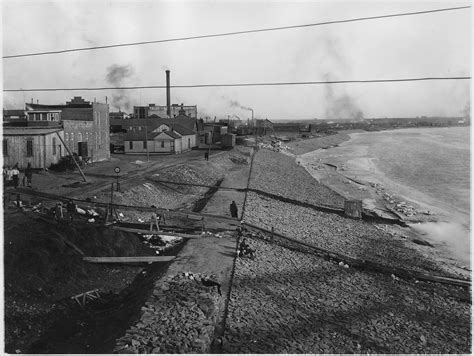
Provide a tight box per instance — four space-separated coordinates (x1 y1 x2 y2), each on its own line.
249 149 345 209
288 132 352 155
224 237 471 354
244 191 464 277
223 145 471 353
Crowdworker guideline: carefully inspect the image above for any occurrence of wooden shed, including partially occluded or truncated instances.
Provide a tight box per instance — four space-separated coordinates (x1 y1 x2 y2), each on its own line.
3 127 64 169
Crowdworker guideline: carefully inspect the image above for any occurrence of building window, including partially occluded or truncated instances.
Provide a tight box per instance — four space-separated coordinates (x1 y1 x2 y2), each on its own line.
161 141 165 148
129 141 133 149
3 139 8 156
52 137 57 155
42 113 47 121
143 140 147 149
26 139 33 157
65 133 69 141
188 138 190 148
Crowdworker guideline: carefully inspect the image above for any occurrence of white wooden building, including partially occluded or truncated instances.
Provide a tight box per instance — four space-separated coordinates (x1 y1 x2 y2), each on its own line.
3 127 64 169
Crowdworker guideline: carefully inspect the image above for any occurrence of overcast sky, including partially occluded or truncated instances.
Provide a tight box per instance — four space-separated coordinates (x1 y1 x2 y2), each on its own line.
2 0 471 120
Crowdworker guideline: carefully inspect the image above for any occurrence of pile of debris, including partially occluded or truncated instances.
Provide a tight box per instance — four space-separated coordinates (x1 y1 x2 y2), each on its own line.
381 192 418 217
114 272 221 354
258 140 290 152
140 234 183 255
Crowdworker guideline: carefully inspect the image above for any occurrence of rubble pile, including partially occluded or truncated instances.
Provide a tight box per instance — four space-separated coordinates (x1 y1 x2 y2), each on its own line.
114 272 221 354
258 140 290 152
224 237 471 353
112 182 200 212
140 234 183 255
250 150 345 209
243 192 451 276
157 165 212 187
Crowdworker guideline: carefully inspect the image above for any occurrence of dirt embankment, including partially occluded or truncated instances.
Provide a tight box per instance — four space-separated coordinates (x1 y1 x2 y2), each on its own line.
4 147 252 353
3 209 156 353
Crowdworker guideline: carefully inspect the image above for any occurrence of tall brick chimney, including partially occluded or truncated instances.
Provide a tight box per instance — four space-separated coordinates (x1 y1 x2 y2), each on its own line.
166 70 171 118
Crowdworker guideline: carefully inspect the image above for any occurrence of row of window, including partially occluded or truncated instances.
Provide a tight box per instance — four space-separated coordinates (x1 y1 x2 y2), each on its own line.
28 112 60 121
129 141 166 149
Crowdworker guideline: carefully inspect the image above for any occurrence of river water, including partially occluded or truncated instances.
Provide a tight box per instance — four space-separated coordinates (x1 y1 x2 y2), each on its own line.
301 127 471 265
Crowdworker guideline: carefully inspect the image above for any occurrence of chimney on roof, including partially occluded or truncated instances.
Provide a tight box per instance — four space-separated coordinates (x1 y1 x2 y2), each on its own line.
37 100 39 104
106 96 108 104
31 98 33 104
166 70 171 118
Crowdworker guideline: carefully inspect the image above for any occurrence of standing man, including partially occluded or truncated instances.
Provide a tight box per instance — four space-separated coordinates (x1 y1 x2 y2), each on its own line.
230 200 238 218
66 200 76 222
204 151 209 161
24 163 33 188
54 201 64 224
150 208 160 232
11 163 20 188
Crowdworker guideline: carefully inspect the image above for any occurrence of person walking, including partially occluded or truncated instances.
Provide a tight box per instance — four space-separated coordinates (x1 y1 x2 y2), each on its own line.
24 163 33 187
204 151 209 161
230 200 238 218
11 163 20 188
66 200 76 222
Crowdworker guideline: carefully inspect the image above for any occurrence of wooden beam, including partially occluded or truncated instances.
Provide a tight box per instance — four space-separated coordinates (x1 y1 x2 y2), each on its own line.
111 226 203 239
83 256 175 263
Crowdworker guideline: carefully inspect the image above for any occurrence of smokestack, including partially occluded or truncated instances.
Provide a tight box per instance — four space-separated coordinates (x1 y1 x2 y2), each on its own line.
166 70 171 118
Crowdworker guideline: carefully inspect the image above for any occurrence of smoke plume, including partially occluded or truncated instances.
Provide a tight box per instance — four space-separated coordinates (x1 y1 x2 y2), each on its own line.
228 99 252 111
324 73 364 121
105 64 134 111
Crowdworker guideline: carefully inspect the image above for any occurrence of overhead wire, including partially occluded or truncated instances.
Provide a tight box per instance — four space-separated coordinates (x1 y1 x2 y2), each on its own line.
2 5 470 59
3 76 471 92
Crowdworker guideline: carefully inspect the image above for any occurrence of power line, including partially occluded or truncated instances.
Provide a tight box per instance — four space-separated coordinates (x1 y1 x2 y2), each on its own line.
3 76 471 92
3 5 470 59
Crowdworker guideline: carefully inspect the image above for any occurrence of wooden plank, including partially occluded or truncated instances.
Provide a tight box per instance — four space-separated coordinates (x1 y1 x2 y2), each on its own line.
83 256 175 263
112 226 203 238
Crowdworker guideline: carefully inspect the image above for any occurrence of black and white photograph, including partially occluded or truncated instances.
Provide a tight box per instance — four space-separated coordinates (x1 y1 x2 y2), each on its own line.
2 0 471 354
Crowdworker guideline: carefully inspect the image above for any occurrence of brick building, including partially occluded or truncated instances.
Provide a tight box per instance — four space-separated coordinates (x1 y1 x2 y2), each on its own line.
25 97 110 161
133 104 197 119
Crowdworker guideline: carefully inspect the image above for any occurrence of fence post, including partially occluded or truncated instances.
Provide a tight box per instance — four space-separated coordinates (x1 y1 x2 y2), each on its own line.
344 199 362 219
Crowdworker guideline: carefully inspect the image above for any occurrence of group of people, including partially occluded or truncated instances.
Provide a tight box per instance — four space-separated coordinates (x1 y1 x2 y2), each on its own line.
53 200 77 224
3 163 33 188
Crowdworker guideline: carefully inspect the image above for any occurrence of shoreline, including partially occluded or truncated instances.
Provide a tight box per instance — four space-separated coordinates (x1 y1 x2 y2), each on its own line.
287 129 470 267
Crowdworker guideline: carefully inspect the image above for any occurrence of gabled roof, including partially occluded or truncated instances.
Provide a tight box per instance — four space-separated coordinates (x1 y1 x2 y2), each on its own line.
171 124 195 136
123 130 181 141
163 131 181 139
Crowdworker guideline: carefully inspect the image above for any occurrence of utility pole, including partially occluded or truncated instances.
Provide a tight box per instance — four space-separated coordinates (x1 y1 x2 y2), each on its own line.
55 132 87 182
208 116 216 159
145 122 150 162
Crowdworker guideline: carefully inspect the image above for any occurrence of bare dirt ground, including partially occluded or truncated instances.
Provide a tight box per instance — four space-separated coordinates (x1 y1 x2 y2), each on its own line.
3 147 249 353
